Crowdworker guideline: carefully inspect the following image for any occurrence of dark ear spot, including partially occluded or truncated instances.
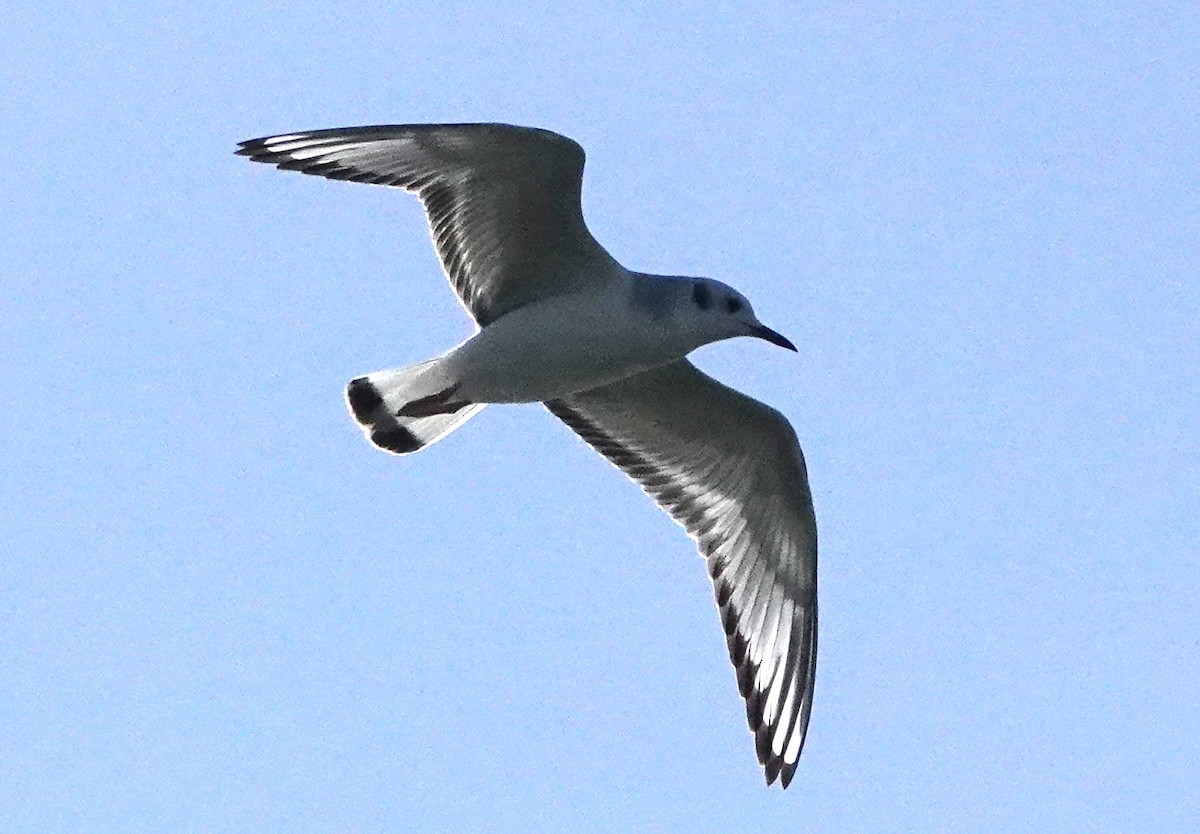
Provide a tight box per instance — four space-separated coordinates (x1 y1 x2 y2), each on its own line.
726 296 743 314
692 282 712 310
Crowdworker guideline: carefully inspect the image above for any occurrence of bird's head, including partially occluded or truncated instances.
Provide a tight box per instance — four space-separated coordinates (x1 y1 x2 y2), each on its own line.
685 277 797 352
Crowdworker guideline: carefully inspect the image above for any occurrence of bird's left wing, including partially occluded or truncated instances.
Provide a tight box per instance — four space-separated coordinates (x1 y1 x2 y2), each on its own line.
546 360 818 787
237 124 615 325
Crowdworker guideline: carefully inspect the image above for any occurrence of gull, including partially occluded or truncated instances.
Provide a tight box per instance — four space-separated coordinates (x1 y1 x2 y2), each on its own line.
237 124 818 788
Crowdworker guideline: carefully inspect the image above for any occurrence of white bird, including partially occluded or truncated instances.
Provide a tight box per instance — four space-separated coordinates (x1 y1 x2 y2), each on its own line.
237 124 818 787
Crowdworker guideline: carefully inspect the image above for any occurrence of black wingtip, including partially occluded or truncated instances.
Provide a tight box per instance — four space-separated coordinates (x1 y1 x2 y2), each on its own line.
746 687 765 730
755 724 772 765
235 138 264 157
779 760 797 789
737 660 756 698
346 377 385 424
727 629 748 668
716 579 733 608
722 604 739 636
763 755 782 785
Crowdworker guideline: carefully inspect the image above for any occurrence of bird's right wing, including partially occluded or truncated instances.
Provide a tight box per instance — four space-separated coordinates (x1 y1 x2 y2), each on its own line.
237 124 616 325
546 360 818 787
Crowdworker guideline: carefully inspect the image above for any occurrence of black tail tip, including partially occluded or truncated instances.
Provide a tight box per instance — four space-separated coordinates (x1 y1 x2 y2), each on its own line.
347 377 385 423
371 426 423 455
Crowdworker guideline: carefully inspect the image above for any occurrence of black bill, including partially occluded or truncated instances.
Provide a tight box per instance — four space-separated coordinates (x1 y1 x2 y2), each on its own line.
752 324 797 352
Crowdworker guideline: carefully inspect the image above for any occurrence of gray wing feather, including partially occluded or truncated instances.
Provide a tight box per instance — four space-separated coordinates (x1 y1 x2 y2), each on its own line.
546 360 818 788
237 123 614 324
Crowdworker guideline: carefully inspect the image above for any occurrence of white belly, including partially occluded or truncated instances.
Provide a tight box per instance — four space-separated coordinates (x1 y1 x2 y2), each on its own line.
444 285 688 404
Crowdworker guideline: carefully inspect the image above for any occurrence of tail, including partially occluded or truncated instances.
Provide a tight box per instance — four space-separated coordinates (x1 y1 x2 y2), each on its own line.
345 360 485 455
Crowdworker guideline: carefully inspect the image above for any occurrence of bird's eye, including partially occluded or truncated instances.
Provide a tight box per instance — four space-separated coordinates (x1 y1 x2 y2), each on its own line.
726 297 743 314
692 282 712 310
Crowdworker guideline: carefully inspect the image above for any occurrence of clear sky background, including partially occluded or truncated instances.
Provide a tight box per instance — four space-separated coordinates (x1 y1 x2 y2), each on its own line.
3 2 1198 831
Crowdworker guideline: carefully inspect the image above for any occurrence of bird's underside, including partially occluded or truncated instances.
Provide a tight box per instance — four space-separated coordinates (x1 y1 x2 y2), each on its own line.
238 123 818 787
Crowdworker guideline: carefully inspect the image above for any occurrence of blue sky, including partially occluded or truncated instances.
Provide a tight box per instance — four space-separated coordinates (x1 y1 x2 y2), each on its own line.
3 2 1198 830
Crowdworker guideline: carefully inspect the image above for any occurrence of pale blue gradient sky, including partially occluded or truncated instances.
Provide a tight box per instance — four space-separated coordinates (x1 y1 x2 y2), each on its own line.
3 2 1198 830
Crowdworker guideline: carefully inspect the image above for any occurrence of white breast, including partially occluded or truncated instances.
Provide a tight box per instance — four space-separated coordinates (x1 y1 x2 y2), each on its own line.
445 280 693 404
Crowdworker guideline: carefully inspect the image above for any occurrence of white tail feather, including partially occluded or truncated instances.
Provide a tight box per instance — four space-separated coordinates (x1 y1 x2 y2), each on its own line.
345 360 484 455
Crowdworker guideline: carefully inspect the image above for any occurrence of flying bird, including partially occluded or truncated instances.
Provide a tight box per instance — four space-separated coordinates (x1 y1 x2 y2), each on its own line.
237 124 818 787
